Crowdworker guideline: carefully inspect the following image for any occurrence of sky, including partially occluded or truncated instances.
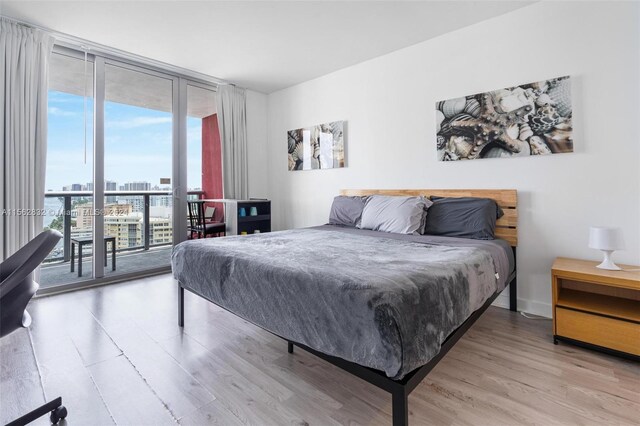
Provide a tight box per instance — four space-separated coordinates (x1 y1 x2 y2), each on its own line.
46 91 203 191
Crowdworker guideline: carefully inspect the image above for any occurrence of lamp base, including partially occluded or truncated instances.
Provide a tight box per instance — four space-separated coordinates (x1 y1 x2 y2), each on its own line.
596 250 621 271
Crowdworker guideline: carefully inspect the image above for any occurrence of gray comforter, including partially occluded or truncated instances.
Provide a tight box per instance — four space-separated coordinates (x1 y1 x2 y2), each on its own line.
171 225 512 379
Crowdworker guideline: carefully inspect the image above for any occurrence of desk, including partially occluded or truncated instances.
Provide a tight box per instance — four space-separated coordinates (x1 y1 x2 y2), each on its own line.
70 236 116 277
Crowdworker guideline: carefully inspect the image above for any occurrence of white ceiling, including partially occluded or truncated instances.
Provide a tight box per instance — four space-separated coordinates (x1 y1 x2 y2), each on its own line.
0 1 533 93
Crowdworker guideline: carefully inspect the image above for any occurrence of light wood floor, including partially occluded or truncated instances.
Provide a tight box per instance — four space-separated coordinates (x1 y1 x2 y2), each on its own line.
1 274 638 425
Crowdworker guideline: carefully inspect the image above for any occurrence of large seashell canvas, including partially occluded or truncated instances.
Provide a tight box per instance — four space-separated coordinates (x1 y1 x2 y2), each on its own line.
436 76 573 161
288 120 346 171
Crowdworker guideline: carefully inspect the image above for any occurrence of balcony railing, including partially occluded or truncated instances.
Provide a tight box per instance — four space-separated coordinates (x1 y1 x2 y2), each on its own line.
44 190 203 262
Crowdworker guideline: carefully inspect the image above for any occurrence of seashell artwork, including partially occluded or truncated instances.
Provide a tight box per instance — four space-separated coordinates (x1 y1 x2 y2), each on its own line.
529 136 553 155
484 139 531 158
519 123 533 141
529 80 549 93
506 124 520 140
547 78 572 117
441 97 466 118
463 98 481 117
491 87 536 115
447 135 475 158
288 121 346 171
544 121 573 153
440 113 474 136
529 104 562 134
435 110 445 133
535 93 554 107
435 75 572 161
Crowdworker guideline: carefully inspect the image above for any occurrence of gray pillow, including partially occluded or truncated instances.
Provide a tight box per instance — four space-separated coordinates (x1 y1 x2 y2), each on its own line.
329 196 368 227
359 195 433 235
424 196 503 240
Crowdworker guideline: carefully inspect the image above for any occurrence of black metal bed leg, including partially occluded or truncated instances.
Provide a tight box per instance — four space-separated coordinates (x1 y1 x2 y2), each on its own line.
287 341 294 353
391 389 408 426
509 276 517 312
510 248 517 312
178 284 184 327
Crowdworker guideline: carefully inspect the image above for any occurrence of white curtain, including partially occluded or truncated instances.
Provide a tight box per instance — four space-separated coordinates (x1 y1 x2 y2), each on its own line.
216 84 248 200
0 18 54 260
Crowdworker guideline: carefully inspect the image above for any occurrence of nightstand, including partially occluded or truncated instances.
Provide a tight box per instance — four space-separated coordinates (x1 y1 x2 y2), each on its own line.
551 257 640 360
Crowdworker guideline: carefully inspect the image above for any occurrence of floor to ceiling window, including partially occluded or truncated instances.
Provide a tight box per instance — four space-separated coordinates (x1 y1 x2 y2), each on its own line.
41 47 219 291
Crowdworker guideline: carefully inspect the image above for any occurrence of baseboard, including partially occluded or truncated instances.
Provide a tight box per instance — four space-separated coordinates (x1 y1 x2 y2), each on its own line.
492 293 552 318
491 293 510 310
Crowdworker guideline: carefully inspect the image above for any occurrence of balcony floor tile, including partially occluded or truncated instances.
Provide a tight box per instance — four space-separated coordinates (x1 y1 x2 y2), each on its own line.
41 246 172 289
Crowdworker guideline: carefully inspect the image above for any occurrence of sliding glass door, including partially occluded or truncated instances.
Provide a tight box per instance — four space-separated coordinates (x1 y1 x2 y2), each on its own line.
103 63 174 277
42 47 216 291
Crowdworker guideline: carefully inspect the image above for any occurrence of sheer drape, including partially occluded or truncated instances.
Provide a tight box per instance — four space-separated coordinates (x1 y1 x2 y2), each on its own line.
216 84 248 200
0 18 54 260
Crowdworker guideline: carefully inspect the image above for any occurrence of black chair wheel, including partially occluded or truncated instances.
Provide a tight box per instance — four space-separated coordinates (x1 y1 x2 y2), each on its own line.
50 406 67 424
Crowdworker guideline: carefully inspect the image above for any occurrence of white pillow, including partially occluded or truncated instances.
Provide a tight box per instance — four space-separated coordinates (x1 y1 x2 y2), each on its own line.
359 195 433 235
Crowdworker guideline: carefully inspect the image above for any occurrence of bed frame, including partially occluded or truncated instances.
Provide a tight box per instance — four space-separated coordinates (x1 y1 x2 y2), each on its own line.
178 189 518 426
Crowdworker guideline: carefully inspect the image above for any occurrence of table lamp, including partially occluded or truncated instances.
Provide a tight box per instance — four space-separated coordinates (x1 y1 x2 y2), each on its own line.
588 226 624 270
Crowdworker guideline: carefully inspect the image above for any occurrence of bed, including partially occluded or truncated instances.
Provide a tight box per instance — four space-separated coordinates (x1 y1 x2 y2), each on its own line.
172 189 518 426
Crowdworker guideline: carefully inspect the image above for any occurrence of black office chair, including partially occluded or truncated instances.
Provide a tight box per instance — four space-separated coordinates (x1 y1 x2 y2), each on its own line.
1 230 68 425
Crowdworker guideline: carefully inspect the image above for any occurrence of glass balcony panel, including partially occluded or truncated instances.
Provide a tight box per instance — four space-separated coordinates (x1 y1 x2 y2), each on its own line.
41 194 96 288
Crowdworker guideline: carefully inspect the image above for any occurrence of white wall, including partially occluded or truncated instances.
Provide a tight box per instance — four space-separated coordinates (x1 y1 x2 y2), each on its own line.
264 1 640 317
246 89 269 198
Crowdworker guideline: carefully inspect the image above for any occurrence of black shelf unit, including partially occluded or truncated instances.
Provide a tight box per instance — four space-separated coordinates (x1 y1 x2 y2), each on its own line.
236 200 271 235
206 199 271 236
237 214 271 223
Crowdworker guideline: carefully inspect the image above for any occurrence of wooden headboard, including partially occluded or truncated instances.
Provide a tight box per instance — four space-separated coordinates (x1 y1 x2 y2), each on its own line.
339 189 518 247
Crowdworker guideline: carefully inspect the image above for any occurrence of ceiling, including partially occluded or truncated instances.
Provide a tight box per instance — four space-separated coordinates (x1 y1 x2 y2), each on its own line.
1 1 533 93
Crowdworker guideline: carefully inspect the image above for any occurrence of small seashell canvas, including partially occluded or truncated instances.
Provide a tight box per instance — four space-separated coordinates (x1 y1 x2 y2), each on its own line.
436 76 573 161
288 120 346 171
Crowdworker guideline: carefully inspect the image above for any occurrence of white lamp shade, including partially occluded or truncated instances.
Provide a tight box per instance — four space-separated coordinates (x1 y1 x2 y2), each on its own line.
588 226 624 251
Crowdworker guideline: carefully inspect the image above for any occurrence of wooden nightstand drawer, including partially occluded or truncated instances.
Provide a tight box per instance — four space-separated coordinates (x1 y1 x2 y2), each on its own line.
555 307 640 356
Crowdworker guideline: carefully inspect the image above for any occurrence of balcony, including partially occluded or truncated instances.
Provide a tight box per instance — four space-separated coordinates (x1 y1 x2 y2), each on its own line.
40 190 203 289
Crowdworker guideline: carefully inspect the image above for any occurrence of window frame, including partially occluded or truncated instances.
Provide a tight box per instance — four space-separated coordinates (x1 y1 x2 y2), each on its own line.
40 44 217 295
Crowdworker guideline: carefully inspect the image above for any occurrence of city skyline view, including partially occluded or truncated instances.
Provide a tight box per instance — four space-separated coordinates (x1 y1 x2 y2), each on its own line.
46 90 204 192
53 180 174 192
